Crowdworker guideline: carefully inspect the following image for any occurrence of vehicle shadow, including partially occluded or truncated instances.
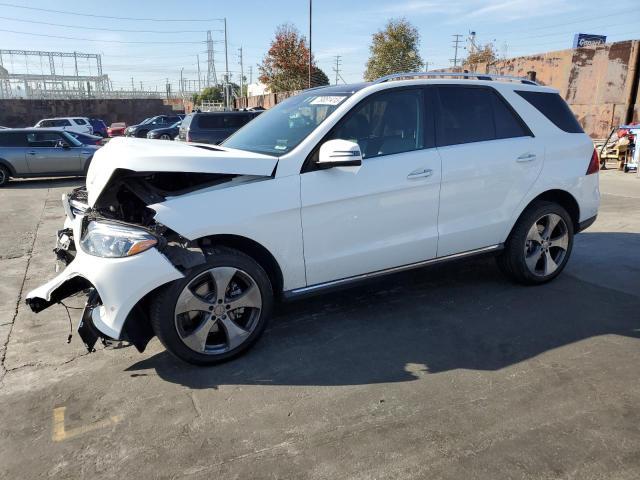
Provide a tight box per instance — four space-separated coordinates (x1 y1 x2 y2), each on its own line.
5 177 84 189
125 232 640 388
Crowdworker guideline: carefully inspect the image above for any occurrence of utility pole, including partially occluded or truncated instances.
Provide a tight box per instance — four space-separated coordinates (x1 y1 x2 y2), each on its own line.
131 77 134 91
140 81 143 91
238 46 244 99
425 61 429 72
248 65 252 85
334 55 341 85
451 34 463 69
308 0 312 88
197 54 201 91
224 18 230 110
180 68 184 93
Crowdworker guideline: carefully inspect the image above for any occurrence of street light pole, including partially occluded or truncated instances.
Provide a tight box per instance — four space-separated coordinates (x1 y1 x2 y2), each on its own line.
308 0 312 88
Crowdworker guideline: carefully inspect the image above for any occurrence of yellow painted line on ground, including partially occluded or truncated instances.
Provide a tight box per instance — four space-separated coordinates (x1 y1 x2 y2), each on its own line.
52 406 123 442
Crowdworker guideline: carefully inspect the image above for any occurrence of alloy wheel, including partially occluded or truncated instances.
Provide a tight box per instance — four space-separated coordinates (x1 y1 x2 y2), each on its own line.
160 134 171 140
174 267 262 354
524 213 569 277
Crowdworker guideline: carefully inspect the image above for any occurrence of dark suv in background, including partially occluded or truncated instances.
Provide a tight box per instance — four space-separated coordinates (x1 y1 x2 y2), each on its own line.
178 111 261 144
125 115 184 138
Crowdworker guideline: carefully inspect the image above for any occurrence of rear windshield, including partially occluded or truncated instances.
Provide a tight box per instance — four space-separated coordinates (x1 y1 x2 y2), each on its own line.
515 91 583 133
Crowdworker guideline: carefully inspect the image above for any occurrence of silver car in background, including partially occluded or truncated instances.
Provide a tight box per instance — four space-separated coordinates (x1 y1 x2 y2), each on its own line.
0 129 99 186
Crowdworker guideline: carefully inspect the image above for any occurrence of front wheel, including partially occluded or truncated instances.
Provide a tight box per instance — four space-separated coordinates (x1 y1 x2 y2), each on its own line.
150 248 273 365
497 201 574 285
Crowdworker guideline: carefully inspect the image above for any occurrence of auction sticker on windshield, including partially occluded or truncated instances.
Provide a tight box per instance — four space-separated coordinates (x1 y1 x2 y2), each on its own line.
310 96 347 106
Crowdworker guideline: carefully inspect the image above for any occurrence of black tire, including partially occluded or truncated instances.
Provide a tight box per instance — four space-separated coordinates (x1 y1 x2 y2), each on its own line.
136 130 148 138
150 248 273 366
497 201 574 285
0 165 10 187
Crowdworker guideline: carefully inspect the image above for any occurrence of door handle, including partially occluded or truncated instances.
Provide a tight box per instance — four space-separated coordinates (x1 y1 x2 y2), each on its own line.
516 153 537 162
407 168 433 179
27 150 36 155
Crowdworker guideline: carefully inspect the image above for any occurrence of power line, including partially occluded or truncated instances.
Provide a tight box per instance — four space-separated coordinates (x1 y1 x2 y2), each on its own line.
0 2 224 22
0 28 210 44
481 11 629 37
0 15 217 33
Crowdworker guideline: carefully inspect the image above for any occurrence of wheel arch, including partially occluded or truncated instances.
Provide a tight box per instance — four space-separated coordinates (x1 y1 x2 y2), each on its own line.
0 158 17 176
196 234 285 297
509 189 580 239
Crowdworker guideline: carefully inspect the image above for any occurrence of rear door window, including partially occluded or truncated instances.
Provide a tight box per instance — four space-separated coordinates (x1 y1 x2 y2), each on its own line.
27 131 65 147
435 86 531 147
73 118 87 125
198 115 225 129
225 114 251 128
0 132 28 147
515 90 583 133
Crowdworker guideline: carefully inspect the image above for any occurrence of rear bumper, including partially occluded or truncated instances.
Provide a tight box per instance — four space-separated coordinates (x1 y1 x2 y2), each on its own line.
25 216 183 340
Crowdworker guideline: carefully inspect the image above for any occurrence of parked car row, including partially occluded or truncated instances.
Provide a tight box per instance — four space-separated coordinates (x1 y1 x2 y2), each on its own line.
0 109 267 185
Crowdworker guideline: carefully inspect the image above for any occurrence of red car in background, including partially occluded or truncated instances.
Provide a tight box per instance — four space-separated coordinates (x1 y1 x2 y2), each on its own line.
107 122 127 137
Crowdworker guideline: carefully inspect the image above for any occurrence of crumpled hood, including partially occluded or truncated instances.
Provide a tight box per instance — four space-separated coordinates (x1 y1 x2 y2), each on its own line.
86 137 278 206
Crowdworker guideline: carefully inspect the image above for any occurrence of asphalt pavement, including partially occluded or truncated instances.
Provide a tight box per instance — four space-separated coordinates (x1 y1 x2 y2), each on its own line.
0 171 638 479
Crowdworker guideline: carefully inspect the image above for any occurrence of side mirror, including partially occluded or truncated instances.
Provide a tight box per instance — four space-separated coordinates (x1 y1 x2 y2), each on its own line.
317 139 363 170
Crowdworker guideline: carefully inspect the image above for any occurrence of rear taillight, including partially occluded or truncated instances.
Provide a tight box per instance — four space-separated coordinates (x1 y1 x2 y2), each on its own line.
586 148 599 175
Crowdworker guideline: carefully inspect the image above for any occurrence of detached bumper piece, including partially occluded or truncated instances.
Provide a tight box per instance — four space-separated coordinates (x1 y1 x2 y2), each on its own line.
78 290 102 352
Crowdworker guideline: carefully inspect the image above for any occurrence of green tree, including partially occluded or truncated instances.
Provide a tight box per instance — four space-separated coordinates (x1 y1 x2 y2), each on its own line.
192 85 223 105
464 43 499 72
364 18 424 81
259 23 329 92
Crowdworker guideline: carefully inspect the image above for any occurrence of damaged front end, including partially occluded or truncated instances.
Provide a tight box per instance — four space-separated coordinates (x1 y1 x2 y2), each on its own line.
26 164 271 353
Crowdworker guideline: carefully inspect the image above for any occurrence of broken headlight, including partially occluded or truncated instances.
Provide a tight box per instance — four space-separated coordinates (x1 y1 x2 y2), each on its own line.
80 221 158 258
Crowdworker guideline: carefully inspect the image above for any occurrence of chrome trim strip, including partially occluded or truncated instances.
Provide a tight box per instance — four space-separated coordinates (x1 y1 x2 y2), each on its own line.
286 244 503 297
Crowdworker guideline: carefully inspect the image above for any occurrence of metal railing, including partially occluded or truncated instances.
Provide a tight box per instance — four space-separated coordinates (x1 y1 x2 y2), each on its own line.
374 71 538 85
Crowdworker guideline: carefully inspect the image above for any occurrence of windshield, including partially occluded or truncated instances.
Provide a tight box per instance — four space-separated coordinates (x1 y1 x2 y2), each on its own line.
222 91 352 155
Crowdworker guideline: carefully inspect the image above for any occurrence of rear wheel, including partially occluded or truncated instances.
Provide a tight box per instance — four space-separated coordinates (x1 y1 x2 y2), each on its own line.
0 165 10 187
160 134 171 140
497 201 574 285
150 248 273 365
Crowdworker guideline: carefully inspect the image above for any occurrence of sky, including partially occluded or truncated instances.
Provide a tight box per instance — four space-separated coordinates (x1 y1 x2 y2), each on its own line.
0 0 638 92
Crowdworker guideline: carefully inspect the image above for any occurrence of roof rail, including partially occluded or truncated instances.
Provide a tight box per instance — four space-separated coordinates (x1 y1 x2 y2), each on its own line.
374 71 538 86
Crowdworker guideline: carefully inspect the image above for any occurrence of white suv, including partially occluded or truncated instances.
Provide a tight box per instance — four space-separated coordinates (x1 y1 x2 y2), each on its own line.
27 72 600 365
34 117 93 135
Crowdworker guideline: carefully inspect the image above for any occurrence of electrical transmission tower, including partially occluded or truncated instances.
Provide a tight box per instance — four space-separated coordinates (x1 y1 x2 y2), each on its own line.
206 30 217 86
451 34 463 69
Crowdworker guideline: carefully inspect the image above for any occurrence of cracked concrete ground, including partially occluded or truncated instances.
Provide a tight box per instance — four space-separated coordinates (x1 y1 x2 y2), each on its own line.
0 171 639 479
